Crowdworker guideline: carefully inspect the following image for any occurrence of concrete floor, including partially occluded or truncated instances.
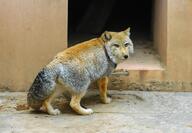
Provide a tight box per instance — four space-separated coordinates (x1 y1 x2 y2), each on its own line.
0 90 192 133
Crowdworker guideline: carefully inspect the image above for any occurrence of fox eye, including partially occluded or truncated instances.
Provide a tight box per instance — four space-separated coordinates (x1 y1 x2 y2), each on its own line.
124 43 130 47
113 44 120 48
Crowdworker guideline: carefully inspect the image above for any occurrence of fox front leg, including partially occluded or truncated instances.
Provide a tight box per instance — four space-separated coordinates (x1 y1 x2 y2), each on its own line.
98 77 112 104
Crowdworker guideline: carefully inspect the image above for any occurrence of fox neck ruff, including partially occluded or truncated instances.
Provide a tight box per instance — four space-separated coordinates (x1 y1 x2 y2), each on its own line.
103 45 117 68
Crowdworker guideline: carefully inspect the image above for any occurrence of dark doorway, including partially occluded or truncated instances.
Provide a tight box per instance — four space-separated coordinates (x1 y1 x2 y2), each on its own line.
68 0 153 47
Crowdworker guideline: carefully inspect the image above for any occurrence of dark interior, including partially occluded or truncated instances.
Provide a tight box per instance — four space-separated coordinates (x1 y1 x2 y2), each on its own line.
68 0 153 46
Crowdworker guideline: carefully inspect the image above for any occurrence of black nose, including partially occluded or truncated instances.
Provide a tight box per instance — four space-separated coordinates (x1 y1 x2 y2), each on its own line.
124 55 128 59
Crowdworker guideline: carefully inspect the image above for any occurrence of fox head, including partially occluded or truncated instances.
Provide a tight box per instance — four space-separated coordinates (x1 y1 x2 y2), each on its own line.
101 27 134 64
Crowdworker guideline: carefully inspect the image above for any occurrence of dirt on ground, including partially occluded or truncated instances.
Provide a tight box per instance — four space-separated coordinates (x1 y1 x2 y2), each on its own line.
0 90 192 133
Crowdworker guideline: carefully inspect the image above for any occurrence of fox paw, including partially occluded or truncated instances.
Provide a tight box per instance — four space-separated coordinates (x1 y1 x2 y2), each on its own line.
81 108 94 115
76 108 94 115
101 97 112 104
48 109 61 115
85 108 94 114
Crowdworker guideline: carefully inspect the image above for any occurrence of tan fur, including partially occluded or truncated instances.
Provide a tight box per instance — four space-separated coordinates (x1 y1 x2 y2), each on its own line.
56 38 103 61
70 92 93 115
98 77 111 104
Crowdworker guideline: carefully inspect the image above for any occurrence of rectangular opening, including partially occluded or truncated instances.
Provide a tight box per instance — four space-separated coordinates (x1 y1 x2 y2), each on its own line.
68 0 164 70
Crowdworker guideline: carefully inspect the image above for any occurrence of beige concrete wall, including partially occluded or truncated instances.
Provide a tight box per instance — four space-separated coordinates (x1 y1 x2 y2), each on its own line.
0 0 191 91
154 0 192 82
0 0 68 91
153 0 168 65
166 0 192 81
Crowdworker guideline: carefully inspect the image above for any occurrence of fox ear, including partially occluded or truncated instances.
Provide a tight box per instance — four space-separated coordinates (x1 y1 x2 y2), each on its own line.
101 31 112 42
124 27 131 36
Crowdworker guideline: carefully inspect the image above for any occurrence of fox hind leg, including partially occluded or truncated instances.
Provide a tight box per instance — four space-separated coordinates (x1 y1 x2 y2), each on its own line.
70 92 93 115
43 88 62 115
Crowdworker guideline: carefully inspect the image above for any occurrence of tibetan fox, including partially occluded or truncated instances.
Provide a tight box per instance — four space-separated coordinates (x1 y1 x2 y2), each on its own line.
27 28 134 115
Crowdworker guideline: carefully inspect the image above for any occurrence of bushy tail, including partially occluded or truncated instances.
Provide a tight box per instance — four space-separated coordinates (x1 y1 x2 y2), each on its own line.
27 68 56 110
27 92 44 110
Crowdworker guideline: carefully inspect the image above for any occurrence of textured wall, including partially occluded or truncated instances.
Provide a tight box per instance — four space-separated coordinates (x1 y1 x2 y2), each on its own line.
0 0 68 91
166 0 192 81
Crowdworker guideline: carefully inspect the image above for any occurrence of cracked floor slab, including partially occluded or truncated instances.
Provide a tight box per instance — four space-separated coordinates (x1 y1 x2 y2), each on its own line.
0 90 192 133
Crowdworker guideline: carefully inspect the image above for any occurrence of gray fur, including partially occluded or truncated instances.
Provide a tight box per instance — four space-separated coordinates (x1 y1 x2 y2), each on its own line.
27 43 115 109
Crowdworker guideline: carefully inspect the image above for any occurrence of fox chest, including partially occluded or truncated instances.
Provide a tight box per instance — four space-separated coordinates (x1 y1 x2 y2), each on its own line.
84 55 114 81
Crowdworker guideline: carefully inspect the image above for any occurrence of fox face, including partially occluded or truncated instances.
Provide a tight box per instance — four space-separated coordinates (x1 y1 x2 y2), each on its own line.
101 28 134 63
